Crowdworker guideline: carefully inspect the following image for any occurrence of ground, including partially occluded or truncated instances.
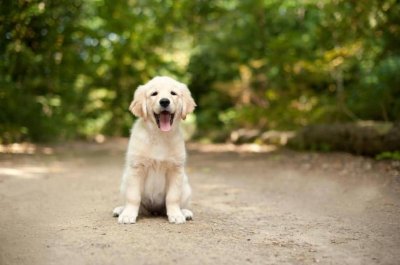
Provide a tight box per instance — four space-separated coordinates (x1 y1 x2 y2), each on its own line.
0 139 400 265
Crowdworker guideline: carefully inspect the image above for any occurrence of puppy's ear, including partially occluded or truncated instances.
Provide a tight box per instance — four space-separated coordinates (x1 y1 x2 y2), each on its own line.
129 85 148 120
180 84 196 120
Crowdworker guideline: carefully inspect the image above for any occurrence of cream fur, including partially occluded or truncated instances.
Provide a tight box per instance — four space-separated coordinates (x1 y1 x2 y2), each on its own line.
113 76 196 224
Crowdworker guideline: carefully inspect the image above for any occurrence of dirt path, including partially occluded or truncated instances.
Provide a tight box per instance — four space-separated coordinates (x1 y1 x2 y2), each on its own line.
1 139 400 265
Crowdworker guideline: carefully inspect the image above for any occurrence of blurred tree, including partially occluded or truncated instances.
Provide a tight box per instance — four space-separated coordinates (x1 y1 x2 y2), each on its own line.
187 0 400 137
0 0 190 142
0 0 85 142
0 0 399 143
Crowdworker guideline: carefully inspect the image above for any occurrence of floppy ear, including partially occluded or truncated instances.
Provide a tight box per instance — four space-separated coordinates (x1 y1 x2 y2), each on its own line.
129 85 148 120
180 84 196 120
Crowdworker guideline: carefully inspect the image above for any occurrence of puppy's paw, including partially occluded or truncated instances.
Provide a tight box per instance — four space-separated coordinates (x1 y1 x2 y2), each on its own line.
112 206 124 217
118 206 138 224
181 209 193 220
168 211 186 224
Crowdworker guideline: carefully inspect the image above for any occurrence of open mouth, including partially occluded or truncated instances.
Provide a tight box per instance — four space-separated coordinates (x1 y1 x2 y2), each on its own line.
154 111 175 132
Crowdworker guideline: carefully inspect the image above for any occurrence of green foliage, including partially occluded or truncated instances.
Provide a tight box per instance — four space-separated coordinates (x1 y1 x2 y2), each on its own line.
188 0 400 136
0 0 190 142
376 151 400 161
1 0 84 142
1 0 399 143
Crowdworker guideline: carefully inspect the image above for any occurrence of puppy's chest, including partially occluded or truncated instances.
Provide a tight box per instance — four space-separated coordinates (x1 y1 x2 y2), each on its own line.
144 140 184 163
148 144 172 160
142 162 167 205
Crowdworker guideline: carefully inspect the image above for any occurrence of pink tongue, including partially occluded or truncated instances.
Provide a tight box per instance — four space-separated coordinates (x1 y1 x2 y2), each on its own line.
160 113 171 132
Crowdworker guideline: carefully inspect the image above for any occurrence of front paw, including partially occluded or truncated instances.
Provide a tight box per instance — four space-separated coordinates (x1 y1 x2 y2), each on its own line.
168 211 186 224
112 206 124 217
118 206 138 224
181 209 193 220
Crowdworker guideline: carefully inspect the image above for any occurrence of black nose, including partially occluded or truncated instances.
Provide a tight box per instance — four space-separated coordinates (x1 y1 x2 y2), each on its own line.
159 98 170 108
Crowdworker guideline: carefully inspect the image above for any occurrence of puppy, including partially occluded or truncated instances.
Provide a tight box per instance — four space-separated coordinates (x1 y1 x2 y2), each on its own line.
113 76 196 224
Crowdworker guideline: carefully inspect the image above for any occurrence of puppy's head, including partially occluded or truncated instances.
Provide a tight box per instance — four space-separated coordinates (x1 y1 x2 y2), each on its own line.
129 76 196 132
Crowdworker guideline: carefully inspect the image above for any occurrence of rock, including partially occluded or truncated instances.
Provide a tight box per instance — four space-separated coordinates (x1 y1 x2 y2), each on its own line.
230 129 261 144
260 130 295 145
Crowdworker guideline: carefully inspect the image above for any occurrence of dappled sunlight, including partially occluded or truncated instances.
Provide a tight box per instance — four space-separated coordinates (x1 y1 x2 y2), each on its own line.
0 143 54 155
187 142 277 153
0 166 62 179
0 143 64 179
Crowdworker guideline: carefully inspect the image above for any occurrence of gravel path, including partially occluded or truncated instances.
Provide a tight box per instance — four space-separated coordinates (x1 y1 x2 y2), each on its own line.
1 139 399 265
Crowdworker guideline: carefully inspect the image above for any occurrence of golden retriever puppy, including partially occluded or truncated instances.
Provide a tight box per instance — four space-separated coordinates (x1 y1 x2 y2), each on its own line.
113 76 196 224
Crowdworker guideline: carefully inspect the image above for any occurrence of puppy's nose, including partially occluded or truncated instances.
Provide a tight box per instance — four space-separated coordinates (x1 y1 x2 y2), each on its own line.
159 98 170 108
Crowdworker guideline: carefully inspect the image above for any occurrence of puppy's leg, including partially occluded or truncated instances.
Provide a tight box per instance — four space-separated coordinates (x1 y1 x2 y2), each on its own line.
180 174 193 221
118 165 144 224
166 166 186 224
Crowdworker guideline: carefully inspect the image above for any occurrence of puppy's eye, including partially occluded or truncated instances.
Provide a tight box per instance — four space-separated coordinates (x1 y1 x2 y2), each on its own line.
171 91 177 96
151 91 158 96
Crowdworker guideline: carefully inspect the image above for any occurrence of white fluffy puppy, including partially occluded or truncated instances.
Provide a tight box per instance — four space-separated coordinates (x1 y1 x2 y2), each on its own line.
113 76 196 224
